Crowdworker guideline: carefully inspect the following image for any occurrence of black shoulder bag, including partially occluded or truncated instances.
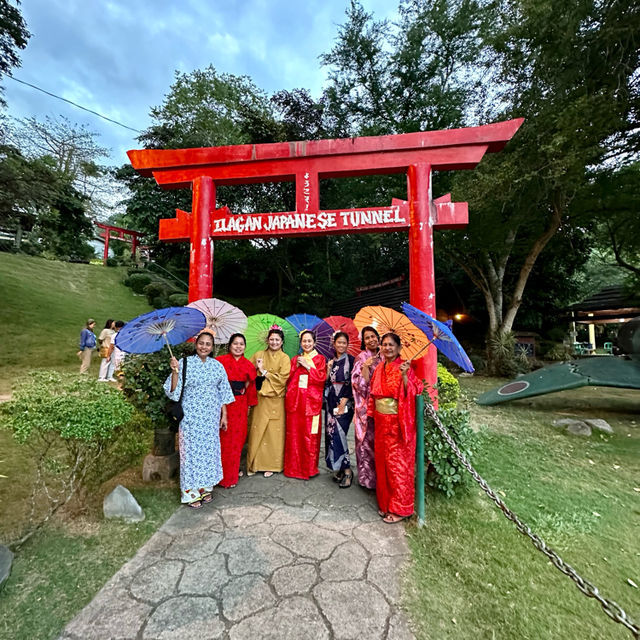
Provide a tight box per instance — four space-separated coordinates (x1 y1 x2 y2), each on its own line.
166 357 187 427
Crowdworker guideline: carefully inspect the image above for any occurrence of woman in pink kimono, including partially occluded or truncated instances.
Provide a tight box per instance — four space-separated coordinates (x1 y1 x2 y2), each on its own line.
351 326 381 489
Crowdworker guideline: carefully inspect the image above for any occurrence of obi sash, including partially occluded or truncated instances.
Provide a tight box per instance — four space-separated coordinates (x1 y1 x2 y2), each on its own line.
375 397 398 415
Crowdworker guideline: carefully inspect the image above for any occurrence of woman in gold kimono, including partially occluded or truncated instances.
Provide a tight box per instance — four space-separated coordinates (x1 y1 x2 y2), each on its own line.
247 326 291 476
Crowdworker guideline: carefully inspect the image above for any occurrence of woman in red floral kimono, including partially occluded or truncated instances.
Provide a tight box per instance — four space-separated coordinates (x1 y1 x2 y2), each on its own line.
368 332 423 523
284 330 327 479
217 333 257 488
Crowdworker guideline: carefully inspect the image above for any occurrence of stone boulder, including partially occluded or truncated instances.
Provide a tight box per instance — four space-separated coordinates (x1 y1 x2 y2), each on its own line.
583 418 614 434
0 545 13 590
552 418 592 436
566 421 592 436
103 485 145 523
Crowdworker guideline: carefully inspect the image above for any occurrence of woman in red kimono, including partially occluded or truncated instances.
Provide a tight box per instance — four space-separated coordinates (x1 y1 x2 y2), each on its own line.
284 330 327 479
369 332 423 523
217 333 257 488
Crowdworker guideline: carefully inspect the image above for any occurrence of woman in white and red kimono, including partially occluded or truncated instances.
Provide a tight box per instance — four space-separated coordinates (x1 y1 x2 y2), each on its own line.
284 330 327 480
368 332 423 523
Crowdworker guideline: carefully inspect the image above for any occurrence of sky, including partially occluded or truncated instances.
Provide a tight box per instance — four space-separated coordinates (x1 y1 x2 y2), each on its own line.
4 0 397 166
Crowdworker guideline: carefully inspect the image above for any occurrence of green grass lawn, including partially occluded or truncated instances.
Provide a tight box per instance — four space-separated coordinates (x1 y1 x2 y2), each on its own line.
407 377 640 639
0 486 177 640
0 252 153 395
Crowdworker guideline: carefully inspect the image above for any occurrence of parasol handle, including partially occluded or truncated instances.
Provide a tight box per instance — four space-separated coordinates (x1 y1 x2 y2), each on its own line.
162 332 175 359
410 338 434 361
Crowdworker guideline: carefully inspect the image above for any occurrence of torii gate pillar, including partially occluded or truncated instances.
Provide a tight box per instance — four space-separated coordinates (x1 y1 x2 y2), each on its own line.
408 163 435 383
190 177 215 302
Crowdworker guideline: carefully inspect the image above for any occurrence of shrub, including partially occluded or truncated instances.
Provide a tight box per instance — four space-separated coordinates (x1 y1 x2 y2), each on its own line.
168 292 189 306
435 362 460 410
544 343 573 361
143 281 180 308
120 344 193 431
126 273 153 294
424 401 478 498
1 371 138 545
423 370 478 498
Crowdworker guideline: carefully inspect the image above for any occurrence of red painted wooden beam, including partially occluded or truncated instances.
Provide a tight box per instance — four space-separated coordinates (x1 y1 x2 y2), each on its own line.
128 118 523 177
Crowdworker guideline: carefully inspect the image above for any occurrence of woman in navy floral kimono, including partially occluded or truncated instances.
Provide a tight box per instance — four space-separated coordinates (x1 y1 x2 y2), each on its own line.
324 332 355 488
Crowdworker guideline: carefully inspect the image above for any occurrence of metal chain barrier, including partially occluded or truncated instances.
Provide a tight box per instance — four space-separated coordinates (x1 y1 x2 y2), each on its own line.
424 402 640 638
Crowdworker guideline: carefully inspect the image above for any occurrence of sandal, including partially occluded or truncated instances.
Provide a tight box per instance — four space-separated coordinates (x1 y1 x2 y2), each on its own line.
187 499 203 509
378 509 387 517
338 471 353 488
238 471 244 477
201 493 213 503
383 513 408 524
332 470 345 483
263 471 274 478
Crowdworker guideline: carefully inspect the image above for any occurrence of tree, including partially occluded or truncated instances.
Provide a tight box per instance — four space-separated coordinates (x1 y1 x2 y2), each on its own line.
438 0 640 370
0 0 30 107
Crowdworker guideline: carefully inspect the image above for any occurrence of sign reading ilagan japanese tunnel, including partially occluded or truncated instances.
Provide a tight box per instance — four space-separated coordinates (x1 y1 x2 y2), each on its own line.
127 118 523 386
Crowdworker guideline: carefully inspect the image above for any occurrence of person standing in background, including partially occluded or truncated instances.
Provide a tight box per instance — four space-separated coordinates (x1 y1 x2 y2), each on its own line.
108 320 126 380
77 319 97 374
98 319 116 381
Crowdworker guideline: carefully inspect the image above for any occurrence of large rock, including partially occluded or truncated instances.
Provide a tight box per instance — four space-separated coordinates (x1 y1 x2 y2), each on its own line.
566 421 592 436
552 418 592 436
584 418 614 434
103 485 145 523
0 545 13 590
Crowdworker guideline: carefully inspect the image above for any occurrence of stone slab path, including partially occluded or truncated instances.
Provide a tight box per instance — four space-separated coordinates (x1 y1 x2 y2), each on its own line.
59 470 416 640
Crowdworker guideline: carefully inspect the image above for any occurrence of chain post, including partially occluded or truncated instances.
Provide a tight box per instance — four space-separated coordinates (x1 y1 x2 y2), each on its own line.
415 393 426 527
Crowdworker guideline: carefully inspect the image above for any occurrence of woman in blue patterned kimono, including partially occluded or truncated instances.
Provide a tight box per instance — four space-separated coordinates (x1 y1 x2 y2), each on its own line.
164 331 234 508
324 332 355 488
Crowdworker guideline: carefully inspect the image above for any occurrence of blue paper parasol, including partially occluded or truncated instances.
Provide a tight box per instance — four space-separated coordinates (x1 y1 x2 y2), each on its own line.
286 313 335 358
401 302 475 372
285 313 324 335
115 307 206 357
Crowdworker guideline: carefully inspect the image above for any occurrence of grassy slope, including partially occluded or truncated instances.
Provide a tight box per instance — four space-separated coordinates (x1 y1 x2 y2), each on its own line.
0 252 153 394
407 377 640 639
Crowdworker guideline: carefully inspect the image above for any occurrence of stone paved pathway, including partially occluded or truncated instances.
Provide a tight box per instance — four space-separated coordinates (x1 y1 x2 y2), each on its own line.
59 470 416 640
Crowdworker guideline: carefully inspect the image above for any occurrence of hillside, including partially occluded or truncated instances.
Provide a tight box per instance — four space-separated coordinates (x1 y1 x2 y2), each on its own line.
0 253 153 394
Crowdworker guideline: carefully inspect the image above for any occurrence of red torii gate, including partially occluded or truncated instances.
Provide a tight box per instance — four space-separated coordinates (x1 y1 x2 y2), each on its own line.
127 118 523 386
95 222 145 265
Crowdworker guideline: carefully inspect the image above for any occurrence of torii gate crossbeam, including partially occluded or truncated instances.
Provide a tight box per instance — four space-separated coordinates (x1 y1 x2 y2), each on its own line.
127 118 523 389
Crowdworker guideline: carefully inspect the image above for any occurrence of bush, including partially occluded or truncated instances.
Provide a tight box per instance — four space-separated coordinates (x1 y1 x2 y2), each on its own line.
143 281 181 308
422 368 478 498
168 292 189 306
126 273 152 294
120 344 193 431
435 363 460 410
544 343 573 361
424 402 478 498
1 371 138 545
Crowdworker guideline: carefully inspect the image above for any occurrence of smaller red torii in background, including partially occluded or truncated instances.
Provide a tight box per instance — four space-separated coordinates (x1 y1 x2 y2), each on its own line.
127 118 523 387
95 222 145 265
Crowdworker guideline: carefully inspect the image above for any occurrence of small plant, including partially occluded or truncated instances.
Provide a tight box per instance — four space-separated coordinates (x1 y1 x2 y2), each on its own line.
1 371 138 546
423 366 478 498
168 292 189 306
435 362 460 410
545 343 573 361
424 402 477 498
